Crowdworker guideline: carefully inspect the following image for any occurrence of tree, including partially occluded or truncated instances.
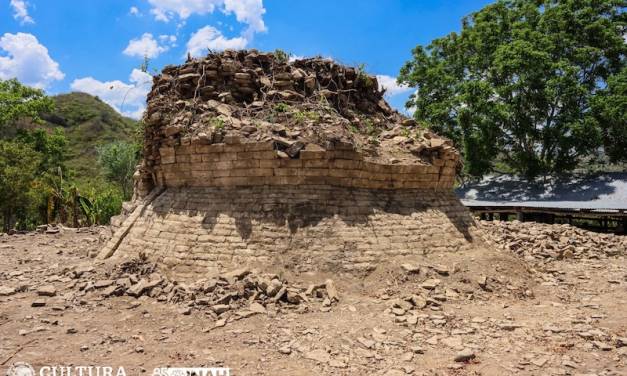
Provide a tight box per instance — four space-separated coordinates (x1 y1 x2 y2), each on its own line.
399 0 626 179
0 140 40 231
97 141 139 199
590 67 627 164
0 79 79 230
16 128 72 223
16 128 69 177
0 78 53 131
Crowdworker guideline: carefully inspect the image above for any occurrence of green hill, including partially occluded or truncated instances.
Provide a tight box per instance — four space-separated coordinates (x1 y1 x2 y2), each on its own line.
40 92 139 182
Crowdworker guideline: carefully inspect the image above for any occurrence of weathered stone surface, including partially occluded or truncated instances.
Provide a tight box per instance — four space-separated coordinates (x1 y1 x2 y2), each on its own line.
94 280 114 289
480 220 626 260
110 186 480 275
454 348 476 362
212 304 230 314
133 50 459 199
100 50 479 277
37 285 57 297
401 263 420 274
0 286 16 296
304 349 331 364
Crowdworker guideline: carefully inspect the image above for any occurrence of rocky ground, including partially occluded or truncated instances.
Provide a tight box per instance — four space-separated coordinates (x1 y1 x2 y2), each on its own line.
0 222 626 376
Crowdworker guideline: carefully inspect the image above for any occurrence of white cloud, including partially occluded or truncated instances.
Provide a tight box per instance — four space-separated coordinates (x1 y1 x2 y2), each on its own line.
158 34 177 47
223 0 266 34
376 75 412 97
147 0 222 21
288 55 304 63
186 26 247 56
129 6 141 16
147 0 266 31
123 33 172 59
10 0 34 25
150 7 170 22
149 0 266 54
0 32 64 89
159 34 176 42
70 69 152 119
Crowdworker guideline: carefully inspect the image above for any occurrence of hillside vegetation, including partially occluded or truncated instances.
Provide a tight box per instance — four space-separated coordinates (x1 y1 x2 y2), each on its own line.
40 92 138 182
1 79 140 231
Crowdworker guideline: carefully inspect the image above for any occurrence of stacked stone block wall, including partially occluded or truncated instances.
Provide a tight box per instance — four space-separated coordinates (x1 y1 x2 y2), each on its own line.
113 185 479 276
154 140 457 190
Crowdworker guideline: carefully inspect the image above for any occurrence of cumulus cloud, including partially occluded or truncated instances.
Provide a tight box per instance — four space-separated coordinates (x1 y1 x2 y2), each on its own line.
186 26 247 56
124 33 173 59
376 75 412 97
159 34 177 43
10 0 34 25
148 0 267 56
0 32 64 89
129 6 141 16
147 0 221 22
148 0 266 32
223 0 266 34
70 69 152 119
150 7 170 22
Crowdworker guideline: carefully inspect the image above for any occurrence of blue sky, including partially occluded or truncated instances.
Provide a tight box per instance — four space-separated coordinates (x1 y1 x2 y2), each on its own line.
1 0 493 119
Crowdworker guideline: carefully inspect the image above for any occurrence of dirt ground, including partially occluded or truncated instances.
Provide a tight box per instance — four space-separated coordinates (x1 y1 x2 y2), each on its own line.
0 225 625 376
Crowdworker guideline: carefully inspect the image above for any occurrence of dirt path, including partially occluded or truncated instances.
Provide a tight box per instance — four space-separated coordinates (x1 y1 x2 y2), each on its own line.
0 227 625 375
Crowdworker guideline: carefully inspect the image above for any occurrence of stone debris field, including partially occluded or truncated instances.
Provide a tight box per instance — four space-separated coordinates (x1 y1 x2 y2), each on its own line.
0 222 625 375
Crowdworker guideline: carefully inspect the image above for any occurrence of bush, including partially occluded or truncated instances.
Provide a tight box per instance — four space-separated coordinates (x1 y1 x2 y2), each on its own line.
97 141 139 199
78 184 124 226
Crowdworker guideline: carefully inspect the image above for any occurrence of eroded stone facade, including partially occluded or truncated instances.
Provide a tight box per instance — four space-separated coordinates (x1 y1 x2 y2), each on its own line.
111 185 478 276
101 50 481 275
155 139 457 190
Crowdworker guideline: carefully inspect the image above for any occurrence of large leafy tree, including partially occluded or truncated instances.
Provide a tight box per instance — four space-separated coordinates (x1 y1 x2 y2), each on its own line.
0 128 70 231
399 0 626 179
0 79 53 130
0 140 40 231
0 79 70 230
590 66 627 163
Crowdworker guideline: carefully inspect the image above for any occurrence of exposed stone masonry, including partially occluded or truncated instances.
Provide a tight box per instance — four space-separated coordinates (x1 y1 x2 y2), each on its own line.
135 49 460 196
112 186 477 277
155 140 456 190
104 50 479 275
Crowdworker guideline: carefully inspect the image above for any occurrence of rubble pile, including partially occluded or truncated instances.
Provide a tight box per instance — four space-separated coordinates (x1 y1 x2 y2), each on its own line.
68 257 340 322
380 261 531 326
480 221 627 261
141 49 458 174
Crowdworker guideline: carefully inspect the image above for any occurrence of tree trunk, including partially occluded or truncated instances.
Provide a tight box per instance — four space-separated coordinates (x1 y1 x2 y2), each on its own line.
3 208 13 233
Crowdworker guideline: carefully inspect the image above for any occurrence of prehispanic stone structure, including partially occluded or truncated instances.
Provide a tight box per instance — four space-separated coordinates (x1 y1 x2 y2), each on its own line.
99 50 482 277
